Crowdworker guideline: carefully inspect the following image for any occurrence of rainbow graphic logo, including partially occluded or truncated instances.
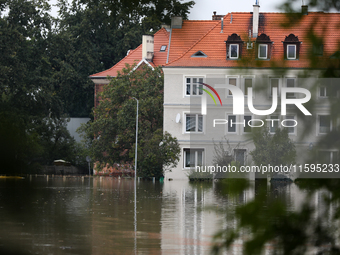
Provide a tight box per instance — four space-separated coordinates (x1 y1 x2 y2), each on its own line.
198 82 223 115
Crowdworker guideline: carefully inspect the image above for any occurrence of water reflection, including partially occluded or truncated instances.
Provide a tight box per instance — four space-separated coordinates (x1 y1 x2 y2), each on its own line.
0 176 330 254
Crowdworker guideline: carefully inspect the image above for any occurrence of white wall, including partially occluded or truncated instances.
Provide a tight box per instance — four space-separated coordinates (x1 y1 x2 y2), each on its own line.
163 67 326 179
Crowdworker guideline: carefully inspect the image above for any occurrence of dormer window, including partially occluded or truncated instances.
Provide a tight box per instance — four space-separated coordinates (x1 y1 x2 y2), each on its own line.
191 51 208 58
283 34 301 60
225 33 243 60
287 45 296 59
256 34 272 60
258 44 268 59
229 44 239 59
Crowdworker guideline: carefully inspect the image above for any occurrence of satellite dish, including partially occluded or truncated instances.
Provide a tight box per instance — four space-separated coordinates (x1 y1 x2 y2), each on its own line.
175 113 181 123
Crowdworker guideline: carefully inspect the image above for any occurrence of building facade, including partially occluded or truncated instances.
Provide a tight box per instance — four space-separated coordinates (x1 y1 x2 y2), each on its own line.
90 3 340 180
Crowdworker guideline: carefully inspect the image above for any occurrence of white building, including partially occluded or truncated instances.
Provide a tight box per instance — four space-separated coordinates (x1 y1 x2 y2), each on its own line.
162 5 340 179
90 3 340 180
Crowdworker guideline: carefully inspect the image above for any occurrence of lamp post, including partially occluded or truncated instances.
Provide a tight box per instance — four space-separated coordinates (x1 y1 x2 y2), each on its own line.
131 97 138 254
131 97 139 180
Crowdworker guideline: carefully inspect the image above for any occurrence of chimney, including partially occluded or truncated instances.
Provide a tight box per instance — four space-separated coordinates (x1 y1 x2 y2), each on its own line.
142 35 154 61
171 16 183 29
302 5 308 15
252 1 260 38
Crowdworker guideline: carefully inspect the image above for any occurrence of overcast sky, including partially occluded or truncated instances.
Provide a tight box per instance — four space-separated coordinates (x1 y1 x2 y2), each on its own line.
188 0 286 20
48 0 301 20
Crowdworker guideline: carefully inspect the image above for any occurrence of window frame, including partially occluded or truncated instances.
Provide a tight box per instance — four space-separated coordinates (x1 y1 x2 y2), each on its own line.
317 150 338 164
184 113 204 133
234 149 247 165
268 115 280 134
242 76 255 98
317 114 332 135
319 86 329 98
258 44 268 59
243 115 253 134
287 44 297 59
184 76 205 97
226 76 239 97
183 148 205 169
284 115 297 135
227 114 238 134
229 44 239 59
160 45 167 52
269 77 281 97
285 77 296 98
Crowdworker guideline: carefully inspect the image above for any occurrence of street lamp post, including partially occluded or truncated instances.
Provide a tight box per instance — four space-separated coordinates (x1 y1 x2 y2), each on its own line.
131 97 139 180
131 97 138 254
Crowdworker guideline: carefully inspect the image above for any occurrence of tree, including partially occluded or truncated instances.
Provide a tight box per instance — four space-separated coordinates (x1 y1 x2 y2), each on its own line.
0 0 85 173
79 64 180 177
250 127 296 168
52 0 195 117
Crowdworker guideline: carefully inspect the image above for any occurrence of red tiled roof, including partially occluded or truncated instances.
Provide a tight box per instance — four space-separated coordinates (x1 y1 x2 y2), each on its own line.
90 28 170 78
165 12 340 69
91 12 340 78
167 20 219 62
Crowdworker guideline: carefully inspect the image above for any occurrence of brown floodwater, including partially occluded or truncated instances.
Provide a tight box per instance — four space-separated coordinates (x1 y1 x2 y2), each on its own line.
0 176 314 255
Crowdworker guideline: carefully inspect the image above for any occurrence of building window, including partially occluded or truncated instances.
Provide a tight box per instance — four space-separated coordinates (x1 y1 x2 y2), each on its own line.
270 78 280 97
319 115 331 134
229 44 239 59
184 148 204 168
269 115 279 133
186 77 203 96
234 149 246 165
318 151 338 164
313 44 323 56
160 45 167 51
283 34 300 59
258 44 268 59
243 78 253 96
286 78 296 98
191 51 207 57
185 114 203 133
319 87 328 97
287 45 296 59
244 115 252 133
228 77 237 96
228 115 237 133
285 115 296 134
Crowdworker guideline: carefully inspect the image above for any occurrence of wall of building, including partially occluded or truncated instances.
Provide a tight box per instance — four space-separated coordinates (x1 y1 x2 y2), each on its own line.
163 67 327 180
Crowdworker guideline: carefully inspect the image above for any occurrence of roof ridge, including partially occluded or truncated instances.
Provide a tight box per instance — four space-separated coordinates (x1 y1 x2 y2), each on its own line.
165 14 230 66
90 44 143 77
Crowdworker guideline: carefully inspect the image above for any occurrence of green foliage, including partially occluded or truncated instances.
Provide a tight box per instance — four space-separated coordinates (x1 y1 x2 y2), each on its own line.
250 127 296 167
79 65 180 178
187 168 214 181
52 0 194 116
134 129 180 178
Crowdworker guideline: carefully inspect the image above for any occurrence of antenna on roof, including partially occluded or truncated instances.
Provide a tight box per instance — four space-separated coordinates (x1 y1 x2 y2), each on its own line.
302 0 304 5
220 18 224 33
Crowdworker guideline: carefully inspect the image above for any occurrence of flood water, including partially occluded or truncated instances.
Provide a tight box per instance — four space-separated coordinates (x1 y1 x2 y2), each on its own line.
0 176 321 254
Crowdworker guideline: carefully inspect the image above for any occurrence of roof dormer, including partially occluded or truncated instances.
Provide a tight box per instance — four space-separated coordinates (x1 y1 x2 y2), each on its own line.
256 34 272 60
283 34 301 60
225 33 243 60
